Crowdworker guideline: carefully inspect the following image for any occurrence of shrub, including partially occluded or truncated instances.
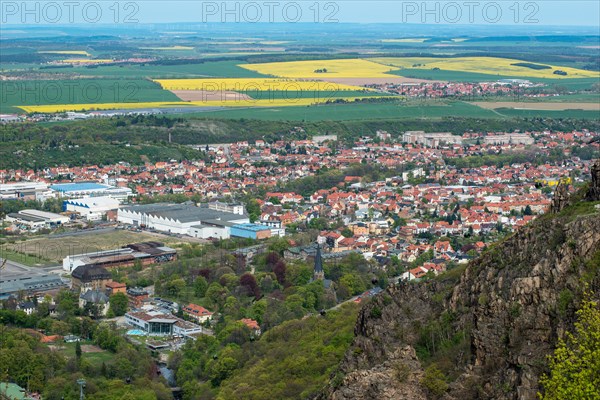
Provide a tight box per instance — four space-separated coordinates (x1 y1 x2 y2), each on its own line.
421 364 448 396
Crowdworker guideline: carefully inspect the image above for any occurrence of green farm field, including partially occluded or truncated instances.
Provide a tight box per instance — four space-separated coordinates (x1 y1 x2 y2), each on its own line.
32 60 269 78
0 79 179 113
491 108 600 119
187 100 500 121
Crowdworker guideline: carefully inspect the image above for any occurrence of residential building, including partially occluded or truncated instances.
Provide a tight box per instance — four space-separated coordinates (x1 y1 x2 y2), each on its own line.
71 265 112 292
182 303 214 323
79 289 110 316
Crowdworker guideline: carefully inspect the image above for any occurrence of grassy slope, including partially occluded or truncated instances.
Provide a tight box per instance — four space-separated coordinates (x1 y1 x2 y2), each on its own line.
216 303 360 400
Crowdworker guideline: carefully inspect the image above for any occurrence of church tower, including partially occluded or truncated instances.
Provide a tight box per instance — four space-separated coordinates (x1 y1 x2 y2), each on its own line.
313 244 325 281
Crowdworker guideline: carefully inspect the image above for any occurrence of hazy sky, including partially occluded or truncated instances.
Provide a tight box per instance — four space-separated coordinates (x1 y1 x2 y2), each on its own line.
2 1 599 26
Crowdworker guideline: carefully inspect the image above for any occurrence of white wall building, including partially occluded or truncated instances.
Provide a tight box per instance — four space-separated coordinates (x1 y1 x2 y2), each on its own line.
117 203 249 238
63 196 121 221
5 209 69 229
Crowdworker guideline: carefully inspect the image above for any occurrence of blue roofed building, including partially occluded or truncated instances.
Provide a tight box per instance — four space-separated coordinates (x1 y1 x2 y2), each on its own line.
50 182 132 200
230 223 272 240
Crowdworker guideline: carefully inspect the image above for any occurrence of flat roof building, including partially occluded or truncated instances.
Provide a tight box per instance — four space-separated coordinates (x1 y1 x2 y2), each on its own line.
125 309 204 338
51 182 132 200
0 182 52 201
0 263 67 300
63 196 122 221
230 223 272 240
4 209 70 230
63 242 177 273
118 203 249 239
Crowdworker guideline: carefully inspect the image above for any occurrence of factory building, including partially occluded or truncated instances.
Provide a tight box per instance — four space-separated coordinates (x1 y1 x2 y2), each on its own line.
63 196 121 221
117 203 249 239
0 182 53 201
230 223 272 240
63 242 177 273
0 266 67 300
50 182 132 200
4 209 70 229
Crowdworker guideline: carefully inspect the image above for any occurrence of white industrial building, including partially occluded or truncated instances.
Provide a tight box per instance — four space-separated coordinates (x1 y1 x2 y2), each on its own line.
63 196 121 221
50 182 132 200
0 182 53 201
4 209 70 229
117 203 249 239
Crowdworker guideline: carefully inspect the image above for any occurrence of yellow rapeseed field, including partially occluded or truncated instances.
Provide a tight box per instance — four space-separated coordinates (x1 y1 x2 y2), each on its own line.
39 50 91 56
239 59 397 78
369 57 599 79
18 96 393 113
154 78 368 92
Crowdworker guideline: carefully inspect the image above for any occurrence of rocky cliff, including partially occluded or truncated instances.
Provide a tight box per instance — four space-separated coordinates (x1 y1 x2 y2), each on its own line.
317 160 600 400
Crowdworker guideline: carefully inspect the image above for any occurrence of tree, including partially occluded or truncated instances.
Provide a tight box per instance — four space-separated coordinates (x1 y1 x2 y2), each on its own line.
273 260 287 285
240 273 260 299
109 292 129 317
308 217 329 230
339 273 366 296
75 341 82 360
524 205 533 216
539 297 600 399
245 198 261 222
194 276 209 298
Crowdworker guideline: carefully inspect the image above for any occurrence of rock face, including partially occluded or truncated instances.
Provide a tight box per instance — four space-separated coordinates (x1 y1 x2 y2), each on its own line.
550 181 570 213
318 162 600 400
587 158 600 201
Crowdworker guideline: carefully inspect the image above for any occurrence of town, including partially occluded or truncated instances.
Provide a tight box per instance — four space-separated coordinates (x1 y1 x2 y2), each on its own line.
1 135 598 398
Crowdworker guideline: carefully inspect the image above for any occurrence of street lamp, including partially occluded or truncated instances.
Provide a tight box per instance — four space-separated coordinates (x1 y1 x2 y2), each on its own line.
77 378 86 400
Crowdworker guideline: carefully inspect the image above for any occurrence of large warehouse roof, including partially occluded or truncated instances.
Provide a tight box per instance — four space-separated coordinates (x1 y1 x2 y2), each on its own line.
51 182 109 192
121 203 248 224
